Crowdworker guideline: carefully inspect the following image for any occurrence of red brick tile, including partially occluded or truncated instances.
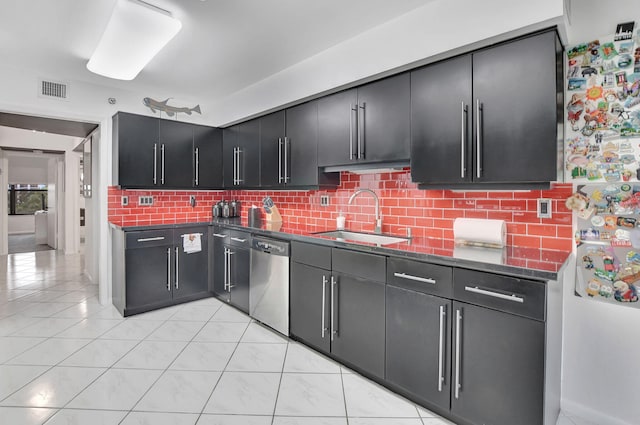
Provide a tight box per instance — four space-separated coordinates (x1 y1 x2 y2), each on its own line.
465 210 488 219
527 224 556 237
475 200 500 210
541 237 572 251
454 199 476 209
512 235 541 248
500 200 528 211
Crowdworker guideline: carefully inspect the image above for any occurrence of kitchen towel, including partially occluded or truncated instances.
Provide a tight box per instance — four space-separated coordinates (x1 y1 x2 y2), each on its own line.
453 218 506 248
182 233 202 254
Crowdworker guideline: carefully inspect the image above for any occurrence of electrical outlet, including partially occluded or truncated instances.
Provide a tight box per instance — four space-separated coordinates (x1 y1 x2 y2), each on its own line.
138 196 154 206
537 198 552 218
121 196 128 206
189 195 196 207
320 195 330 206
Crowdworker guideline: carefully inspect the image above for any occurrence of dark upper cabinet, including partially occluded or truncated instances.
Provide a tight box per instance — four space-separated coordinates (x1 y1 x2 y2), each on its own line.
113 112 223 189
223 120 260 188
194 125 223 189
318 73 410 167
472 31 560 184
113 112 160 188
411 55 472 184
286 101 340 188
160 119 195 189
451 301 545 425
411 30 561 188
317 89 357 167
259 111 286 187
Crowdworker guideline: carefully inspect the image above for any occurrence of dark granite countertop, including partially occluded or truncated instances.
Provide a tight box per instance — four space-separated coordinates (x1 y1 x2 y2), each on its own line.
113 218 571 282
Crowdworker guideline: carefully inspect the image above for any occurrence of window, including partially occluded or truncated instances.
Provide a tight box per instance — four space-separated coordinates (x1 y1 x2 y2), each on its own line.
8 184 48 215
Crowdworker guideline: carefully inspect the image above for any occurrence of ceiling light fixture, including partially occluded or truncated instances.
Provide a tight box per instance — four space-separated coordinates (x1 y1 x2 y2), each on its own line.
86 0 182 80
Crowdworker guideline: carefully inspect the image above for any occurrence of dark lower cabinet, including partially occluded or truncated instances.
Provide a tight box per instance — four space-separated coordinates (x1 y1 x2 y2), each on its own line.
386 285 451 410
290 261 331 353
210 227 251 313
451 301 545 425
116 226 209 316
331 271 385 379
289 242 385 379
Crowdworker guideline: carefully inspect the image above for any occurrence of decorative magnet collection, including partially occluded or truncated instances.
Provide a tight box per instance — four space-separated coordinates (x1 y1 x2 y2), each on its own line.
570 183 640 307
565 24 640 183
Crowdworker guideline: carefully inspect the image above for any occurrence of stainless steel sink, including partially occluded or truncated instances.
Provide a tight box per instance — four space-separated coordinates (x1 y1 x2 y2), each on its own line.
313 230 410 246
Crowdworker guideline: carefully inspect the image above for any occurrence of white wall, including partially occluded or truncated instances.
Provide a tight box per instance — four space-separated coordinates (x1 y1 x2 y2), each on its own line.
209 0 566 124
8 215 34 234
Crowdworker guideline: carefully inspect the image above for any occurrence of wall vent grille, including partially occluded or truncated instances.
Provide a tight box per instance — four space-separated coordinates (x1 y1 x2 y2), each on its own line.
38 79 69 99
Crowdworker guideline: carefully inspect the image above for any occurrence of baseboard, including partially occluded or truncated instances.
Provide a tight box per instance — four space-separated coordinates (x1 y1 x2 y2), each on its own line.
8 231 35 235
562 399 633 425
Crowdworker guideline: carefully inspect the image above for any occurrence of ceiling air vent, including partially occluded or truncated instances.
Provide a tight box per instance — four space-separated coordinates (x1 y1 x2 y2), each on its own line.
38 79 69 100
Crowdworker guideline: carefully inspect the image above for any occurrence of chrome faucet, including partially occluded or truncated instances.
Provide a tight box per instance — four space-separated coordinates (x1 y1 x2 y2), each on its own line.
348 188 382 234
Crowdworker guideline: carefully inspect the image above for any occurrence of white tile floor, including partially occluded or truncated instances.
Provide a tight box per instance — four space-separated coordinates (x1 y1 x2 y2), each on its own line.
0 251 594 425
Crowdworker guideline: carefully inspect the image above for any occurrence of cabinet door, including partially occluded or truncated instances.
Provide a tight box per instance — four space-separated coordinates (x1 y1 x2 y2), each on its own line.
211 229 229 302
286 101 319 187
290 262 331 354
159 119 194 188
125 245 172 311
259 111 286 187
411 55 472 184
451 301 545 425
237 119 261 187
317 89 357 167
228 246 250 313
114 113 159 188
473 31 559 183
386 285 451 409
222 126 237 188
331 272 385 379
174 226 209 300
194 125 223 189
356 73 410 163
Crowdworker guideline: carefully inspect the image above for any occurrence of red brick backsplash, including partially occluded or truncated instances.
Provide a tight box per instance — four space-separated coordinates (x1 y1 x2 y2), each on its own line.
108 170 574 252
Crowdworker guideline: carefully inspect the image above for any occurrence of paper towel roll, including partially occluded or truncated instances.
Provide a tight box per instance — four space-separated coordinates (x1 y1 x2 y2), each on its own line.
453 245 507 265
453 218 506 248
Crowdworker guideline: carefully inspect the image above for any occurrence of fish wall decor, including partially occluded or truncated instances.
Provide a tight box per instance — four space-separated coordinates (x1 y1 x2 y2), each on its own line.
143 97 201 117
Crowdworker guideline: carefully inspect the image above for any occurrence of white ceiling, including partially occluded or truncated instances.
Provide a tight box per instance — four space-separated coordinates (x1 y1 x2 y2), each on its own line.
1 0 432 102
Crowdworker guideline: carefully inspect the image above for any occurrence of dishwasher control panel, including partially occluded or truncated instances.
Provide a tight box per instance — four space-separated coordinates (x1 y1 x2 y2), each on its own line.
252 237 290 256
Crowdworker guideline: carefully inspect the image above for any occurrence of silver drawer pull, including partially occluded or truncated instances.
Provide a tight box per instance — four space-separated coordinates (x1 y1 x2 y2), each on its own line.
213 233 228 238
393 272 436 284
464 286 524 303
230 237 246 243
137 236 165 242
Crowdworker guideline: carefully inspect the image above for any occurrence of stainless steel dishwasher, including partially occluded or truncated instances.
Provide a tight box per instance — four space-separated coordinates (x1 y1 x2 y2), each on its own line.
250 236 290 336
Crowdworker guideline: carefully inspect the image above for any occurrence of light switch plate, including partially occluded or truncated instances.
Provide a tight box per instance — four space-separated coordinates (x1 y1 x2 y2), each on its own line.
320 195 330 206
537 198 552 218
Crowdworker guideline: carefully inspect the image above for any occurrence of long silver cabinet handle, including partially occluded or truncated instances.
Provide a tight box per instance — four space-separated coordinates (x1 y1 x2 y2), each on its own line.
227 250 235 291
331 276 337 341
174 246 179 289
153 144 158 185
349 104 356 160
195 148 199 186
233 147 238 185
284 137 289 183
278 138 283 183
322 275 327 339
455 308 462 399
464 286 524 303
358 103 365 159
212 233 228 238
438 305 446 392
166 247 171 291
393 272 436 284
161 144 165 184
223 248 228 291
230 237 246 243
137 236 165 242
236 148 243 184
461 102 467 178
476 99 482 179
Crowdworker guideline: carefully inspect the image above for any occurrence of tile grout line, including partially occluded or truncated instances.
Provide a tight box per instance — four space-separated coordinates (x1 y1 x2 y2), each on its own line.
269 339 290 425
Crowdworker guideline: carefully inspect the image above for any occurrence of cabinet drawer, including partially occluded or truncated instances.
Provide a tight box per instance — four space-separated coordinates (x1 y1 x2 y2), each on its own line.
291 241 331 269
387 257 452 298
227 230 251 248
332 248 385 283
126 230 173 249
453 268 546 321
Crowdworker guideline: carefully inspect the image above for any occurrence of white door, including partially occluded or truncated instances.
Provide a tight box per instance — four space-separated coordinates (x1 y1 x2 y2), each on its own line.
47 158 58 249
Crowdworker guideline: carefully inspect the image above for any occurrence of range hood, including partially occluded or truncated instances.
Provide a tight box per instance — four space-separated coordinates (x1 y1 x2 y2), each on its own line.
323 160 409 174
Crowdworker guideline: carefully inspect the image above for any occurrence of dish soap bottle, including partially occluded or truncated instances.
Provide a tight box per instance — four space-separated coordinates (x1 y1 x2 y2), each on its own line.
336 210 346 230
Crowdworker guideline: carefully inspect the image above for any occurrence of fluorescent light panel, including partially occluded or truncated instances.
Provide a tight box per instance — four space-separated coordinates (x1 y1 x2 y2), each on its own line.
87 0 182 80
